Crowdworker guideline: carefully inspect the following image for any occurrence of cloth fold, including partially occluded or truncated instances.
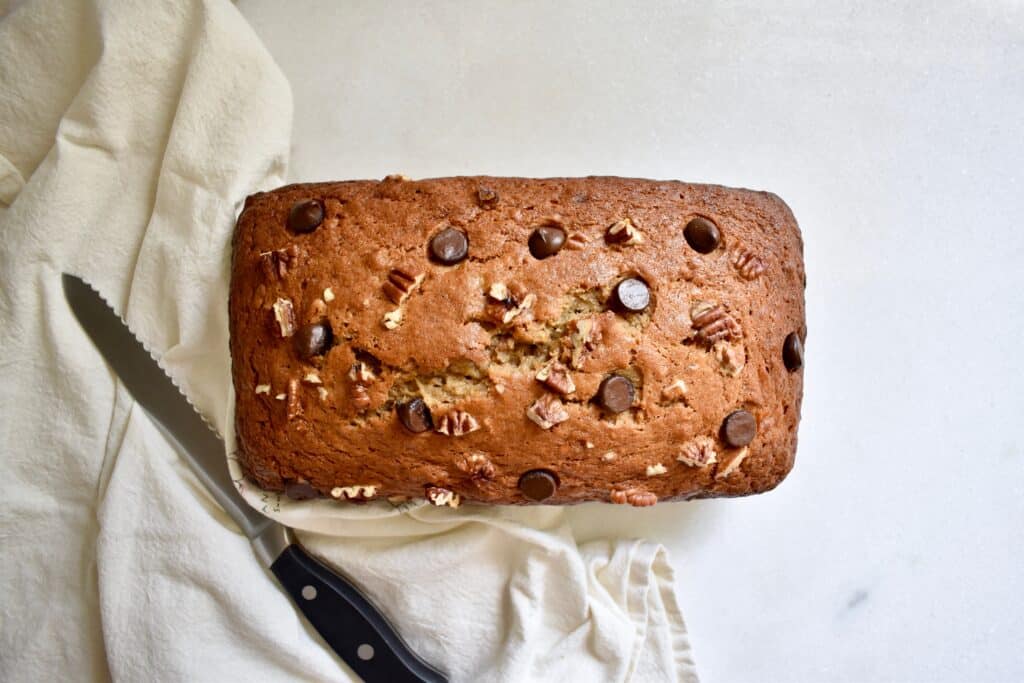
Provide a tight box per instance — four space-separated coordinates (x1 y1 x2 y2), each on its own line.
0 1 697 680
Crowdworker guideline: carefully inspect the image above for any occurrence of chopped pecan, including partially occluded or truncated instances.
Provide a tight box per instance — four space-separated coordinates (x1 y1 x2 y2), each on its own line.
487 282 510 301
477 186 499 209
661 379 688 402
733 248 766 280
601 451 617 462
348 361 376 385
351 384 371 410
425 486 461 508
645 463 668 477
502 293 536 324
526 394 570 430
302 372 322 385
716 447 750 479
610 488 658 507
677 436 718 468
271 298 296 338
382 267 425 305
605 218 644 245
259 245 298 280
331 484 378 501
565 232 589 250
564 317 601 369
535 361 576 395
255 384 271 395
323 287 335 302
482 284 529 324
286 379 302 419
713 341 745 377
457 453 495 482
690 302 741 344
382 308 403 330
435 410 481 437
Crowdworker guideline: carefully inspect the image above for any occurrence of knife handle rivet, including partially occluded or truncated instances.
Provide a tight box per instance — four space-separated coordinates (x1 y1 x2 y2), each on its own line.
357 644 375 661
301 585 317 601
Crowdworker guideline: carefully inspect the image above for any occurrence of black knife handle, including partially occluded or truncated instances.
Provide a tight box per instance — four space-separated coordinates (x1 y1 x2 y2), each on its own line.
270 544 447 682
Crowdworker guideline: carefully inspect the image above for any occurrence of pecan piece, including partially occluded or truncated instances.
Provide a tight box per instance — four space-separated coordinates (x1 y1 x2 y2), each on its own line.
712 341 745 377
564 317 601 369
661 379 688 402
259 245 298 280
677 436 718 468
535 361 576 395
348 361 376 385
733 248 766 280
331 484 378 501
716 447 750 479
435 410 481 437
690 301 741 344
605 218 644 245
645 463 668 477
457 453 495 482
526 394 570 430
487 282 510 302
286 378 302 419
565 232 589 250
351 384 371 410
502 293 536 324
382 267 425 305
425 486 461 508
477 186 499 209
382 308 403 330
271 298 296 338
610 488 658 507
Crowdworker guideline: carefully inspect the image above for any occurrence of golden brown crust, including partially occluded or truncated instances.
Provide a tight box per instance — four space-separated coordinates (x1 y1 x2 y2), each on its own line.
229 176 805 505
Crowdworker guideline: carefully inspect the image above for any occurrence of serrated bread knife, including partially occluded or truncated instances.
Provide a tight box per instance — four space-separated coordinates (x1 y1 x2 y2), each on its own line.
62 274 446 683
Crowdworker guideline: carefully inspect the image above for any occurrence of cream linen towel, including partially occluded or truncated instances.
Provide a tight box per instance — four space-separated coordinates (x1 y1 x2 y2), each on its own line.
0 1 697 680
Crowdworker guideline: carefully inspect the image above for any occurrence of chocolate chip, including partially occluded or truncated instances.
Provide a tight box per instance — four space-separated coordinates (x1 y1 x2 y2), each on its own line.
610 277 650 313
528 226 567 259
284 481 318 501
783 332 804 371
596 375 635 413
429 227 469 265
684 217 720 254
396 398 433 433
720 410 757 447
293 321 332 360
518 469 558 502
287 199 324 234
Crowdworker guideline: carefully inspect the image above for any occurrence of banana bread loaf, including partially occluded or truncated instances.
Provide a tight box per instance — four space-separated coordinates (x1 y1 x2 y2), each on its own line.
229 176 805 506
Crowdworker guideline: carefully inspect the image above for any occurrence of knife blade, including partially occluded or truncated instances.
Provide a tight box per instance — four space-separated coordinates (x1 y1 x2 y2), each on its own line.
62 274 446 683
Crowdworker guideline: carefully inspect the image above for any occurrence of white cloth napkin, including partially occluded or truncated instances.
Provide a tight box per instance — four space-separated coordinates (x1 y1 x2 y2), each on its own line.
0 1 697 681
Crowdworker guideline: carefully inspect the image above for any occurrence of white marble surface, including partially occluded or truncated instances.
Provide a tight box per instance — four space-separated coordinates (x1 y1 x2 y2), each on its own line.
237 2 1024 680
